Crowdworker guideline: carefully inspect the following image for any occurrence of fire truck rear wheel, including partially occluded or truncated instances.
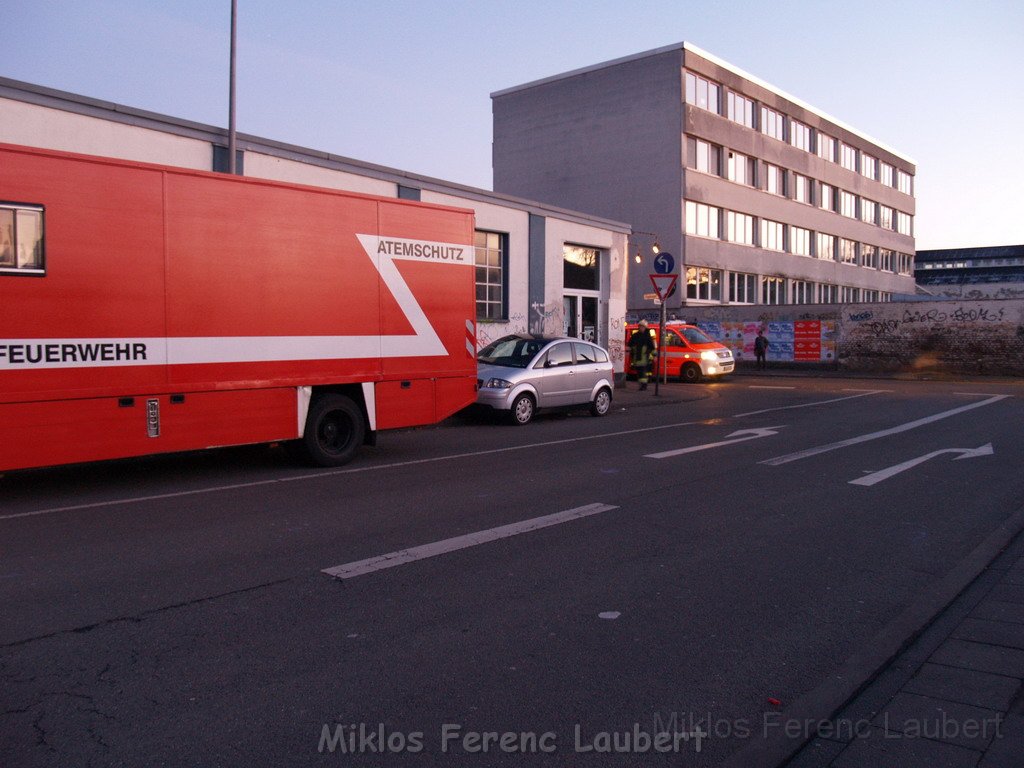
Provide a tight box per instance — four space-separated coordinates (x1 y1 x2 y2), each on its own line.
680 363 703 383
303 394 365 466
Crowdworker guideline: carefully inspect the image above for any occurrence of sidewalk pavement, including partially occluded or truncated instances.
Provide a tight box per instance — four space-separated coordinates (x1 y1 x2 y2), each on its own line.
786 530 1024 767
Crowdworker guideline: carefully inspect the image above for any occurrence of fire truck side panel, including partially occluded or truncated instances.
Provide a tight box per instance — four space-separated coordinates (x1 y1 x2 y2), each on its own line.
0 143 477 471
0 389 298 471
0 148 169 402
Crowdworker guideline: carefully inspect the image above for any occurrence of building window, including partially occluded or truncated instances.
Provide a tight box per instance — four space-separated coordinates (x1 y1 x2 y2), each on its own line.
685 266 722 301
817 132 836 161
840 190 857 219
729 271 757 303
841 286 861 302
861 244 878 269
762 276 786 305
761 219 784 251
896 211 913 236
839 238 857 265
840 143 858 171
726 211 755 245
761 106 785 141
685 71 721 114
727 151 756 186
686 137 721 175
897 252 914 275
879 205 894 230
765 163 785 196
563 244 600 291
790 120 812 152
727 92 755 128
0 203 45 276
819 283 838 303
897 170 913 195
790 226 812 257
879 248 894 272
819 183 835 212
860 198 877 225
880 162 894 187
862 289 879 302
684 201 721 239
861 154 877 180
793 173 811 204
816 232 836 261
475 230 507 320
792 280 815 304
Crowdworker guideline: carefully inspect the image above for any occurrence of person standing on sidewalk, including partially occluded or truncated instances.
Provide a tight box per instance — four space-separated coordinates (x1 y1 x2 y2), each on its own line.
629 320 656 390
754 329 770 371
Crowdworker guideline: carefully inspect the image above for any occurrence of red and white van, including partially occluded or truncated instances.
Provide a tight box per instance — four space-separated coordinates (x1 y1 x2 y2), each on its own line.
624 322 734 383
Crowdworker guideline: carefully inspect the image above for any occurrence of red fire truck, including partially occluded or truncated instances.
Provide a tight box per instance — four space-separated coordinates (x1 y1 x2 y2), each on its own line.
0 143 478 471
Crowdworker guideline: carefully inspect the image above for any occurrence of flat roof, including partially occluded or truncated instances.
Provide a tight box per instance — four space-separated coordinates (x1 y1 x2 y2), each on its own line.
491 41 915 165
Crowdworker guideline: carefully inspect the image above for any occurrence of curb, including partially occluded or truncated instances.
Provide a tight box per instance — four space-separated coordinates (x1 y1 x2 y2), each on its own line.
720 505 1024 768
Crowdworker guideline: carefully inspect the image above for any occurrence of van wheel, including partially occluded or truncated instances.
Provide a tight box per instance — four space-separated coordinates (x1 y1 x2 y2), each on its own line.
590 388 612 416
303 394 365 466
680 363 702 383
510 393 535 425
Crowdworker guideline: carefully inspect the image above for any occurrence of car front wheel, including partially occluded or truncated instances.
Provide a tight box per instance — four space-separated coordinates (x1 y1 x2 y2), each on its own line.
510 393 535 425
681 363 702 383
590 388 611 416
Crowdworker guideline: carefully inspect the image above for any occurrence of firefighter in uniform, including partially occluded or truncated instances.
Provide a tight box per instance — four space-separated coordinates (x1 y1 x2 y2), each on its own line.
629 320 656 391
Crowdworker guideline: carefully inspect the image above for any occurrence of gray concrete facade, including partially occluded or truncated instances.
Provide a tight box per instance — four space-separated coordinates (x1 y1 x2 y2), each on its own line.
492 43 917 314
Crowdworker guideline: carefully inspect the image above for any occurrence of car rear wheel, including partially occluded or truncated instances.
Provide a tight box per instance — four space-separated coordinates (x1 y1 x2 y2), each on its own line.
590 387 611 416
680 363 702 383
510 393 535 425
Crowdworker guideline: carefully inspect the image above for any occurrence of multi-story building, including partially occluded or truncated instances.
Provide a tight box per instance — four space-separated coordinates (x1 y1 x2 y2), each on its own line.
492 42 917 314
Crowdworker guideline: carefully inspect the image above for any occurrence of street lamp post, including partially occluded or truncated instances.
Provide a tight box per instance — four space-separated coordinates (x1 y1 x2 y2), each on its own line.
228 0 238 174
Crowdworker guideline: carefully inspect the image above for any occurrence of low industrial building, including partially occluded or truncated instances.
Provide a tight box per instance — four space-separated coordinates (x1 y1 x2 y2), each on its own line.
915 245 1024 300
0 77 630 368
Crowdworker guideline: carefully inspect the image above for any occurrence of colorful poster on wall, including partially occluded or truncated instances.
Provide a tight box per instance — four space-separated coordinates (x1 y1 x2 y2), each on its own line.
695 319 837 363
820 321 837 361
766 322 794 361
793 320 821 361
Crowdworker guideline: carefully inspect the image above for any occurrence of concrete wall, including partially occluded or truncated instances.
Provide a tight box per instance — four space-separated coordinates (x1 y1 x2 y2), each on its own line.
681 300 1024 376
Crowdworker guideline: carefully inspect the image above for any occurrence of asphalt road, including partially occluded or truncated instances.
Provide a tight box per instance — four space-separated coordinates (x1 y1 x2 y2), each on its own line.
2 376 1022 767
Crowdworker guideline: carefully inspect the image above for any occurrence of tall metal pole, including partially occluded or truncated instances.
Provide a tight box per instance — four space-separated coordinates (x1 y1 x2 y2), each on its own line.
228 0 237 174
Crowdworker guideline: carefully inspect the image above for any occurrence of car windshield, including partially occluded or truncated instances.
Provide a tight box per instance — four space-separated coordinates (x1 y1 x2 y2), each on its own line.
680 327 713 345
478 337 547 368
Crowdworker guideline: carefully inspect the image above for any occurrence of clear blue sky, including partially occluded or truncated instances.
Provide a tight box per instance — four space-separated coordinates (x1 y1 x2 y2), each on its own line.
2 0 1021 250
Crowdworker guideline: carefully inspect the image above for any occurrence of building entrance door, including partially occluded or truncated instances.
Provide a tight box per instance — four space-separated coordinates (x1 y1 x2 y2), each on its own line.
563 294 599 344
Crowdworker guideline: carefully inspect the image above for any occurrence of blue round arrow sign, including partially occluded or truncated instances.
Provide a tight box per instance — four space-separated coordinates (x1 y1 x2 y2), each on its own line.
654 252 675 274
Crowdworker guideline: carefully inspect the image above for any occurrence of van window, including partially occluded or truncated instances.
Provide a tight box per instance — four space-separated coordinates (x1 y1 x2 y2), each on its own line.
680 327 713 345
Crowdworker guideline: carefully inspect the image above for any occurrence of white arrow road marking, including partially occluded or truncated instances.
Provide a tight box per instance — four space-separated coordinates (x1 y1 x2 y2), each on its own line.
762 395 1009 466
645 427 785 459
849 444 995 487
322 502 618 579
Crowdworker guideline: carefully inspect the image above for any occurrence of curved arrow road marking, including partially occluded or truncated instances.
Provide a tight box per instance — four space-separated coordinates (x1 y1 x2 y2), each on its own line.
849 444 994 487
646 427 785 459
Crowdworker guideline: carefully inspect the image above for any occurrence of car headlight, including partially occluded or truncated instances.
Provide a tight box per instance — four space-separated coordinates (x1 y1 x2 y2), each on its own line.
482 377 513 389
700 350 718 361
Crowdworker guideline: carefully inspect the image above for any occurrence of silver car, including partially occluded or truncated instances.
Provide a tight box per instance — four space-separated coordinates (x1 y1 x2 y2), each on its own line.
476 334 615 425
